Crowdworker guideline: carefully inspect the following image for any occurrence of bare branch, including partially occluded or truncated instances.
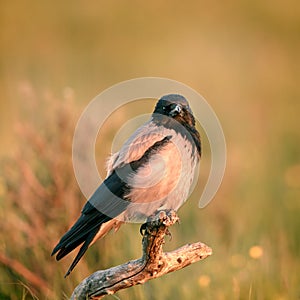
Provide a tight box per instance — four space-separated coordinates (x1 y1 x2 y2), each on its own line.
70 211 212 300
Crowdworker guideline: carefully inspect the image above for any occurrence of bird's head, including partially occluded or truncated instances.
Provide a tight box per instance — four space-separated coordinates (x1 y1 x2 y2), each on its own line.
153 94 196 127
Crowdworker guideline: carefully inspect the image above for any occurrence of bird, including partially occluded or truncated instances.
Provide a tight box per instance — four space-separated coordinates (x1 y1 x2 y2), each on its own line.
52 94 201 277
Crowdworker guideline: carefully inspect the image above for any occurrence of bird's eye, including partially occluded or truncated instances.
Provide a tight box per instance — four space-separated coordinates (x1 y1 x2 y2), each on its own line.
162 106 166 111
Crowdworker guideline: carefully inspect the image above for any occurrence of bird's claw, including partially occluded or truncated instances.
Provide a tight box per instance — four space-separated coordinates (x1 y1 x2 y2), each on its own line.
165 228 173 241
140 210 179 236
140 222 148 236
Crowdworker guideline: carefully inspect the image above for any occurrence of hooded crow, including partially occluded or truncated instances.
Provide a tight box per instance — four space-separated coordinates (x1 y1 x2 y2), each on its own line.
52 94 201 277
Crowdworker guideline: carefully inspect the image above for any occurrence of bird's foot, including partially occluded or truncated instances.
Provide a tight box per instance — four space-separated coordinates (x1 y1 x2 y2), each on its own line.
140 210 179 237
140 222 148 236
156 209 179 227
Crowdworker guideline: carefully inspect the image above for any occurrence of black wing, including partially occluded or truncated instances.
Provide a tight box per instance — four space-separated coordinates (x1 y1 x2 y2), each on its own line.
51 169 130 277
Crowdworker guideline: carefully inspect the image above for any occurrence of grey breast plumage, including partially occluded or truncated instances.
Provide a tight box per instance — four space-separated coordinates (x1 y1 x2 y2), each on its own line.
105 119 199 222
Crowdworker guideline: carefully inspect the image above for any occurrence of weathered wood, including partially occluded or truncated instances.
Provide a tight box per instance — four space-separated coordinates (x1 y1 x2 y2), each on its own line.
70 211 212 300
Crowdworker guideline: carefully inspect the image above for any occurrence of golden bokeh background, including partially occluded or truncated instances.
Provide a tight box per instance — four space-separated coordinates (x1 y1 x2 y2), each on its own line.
0 1 299 299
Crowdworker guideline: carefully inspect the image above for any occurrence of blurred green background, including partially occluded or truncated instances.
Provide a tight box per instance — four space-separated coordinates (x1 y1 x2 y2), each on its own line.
0 1 300 299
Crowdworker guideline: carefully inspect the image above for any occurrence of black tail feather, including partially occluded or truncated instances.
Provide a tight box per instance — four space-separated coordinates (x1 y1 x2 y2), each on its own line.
52 166 132 275
52 213 110 260
64 226 100 277
51 202 112 275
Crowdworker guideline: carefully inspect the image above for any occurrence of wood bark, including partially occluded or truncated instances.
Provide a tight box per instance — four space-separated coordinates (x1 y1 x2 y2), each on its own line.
70 211 212 300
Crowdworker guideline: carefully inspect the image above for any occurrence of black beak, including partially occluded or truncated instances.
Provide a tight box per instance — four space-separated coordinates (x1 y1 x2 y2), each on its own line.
169 104 182 117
